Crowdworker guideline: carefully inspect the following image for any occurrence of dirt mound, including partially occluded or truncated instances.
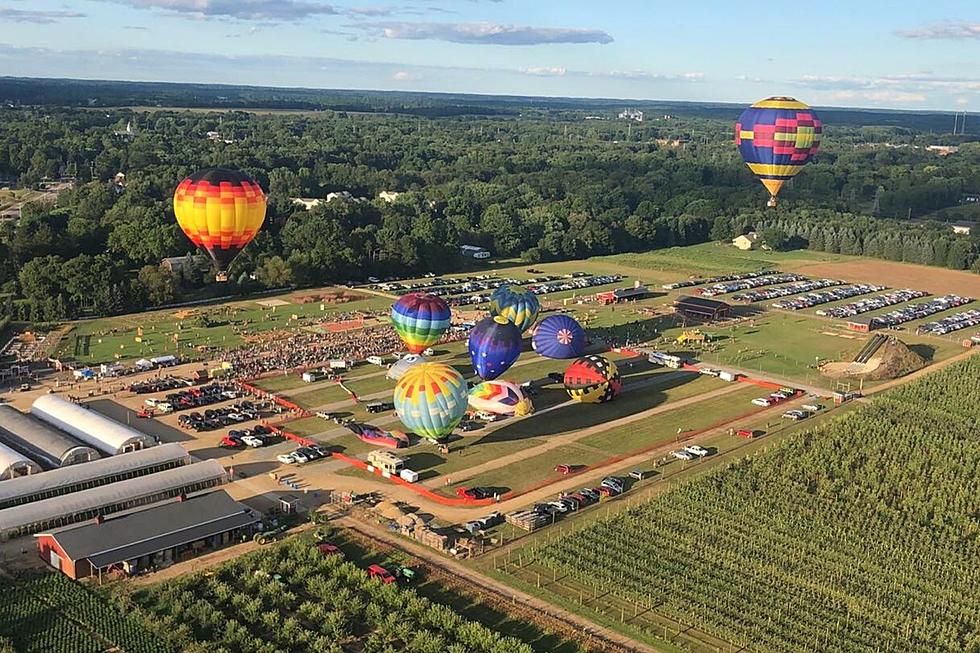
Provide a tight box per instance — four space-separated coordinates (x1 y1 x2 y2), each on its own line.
821 337 926 381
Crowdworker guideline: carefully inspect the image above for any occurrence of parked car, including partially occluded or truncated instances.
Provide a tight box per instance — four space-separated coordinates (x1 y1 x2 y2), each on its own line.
629 469 649 480
683 445 709 458
455 486 493 500
368 564 396 584
751 397 773 407
241 435 265 448
601 476 625 493
292 449 311 463
277 453 298 464
671 450 695 461
317 542 343 557
554 464 574 475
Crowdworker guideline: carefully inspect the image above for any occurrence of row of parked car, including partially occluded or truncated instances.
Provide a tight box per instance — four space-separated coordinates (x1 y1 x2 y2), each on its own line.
751 386 798 407
179 400 263 432
733 278 843 303
918 308 980 335
221 424 276 447
771 284 886 311
444 274 623 307
276 444 331 464
661 269 774 291
698 273 805 297
546 476 628 515
869 295 974 330
129 376 192 394
817 289 929 318
148 383 240 414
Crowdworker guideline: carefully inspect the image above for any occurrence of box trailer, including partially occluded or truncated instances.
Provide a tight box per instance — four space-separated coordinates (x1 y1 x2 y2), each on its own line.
719 371 739 382
399 469 419 483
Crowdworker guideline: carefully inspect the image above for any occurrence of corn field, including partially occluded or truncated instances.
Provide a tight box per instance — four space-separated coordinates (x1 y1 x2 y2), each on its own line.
529 357 980 653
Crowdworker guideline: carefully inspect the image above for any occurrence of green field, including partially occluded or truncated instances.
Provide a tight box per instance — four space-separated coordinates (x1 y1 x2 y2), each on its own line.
602 242 853 276
129 532 580 653
0 573 172 653
502 356 980 653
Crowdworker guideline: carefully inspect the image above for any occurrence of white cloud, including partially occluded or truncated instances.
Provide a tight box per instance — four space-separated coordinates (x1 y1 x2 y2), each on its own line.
590 69 703 81
955 97 969 106
896 21 980 39
101 0 339 21
392 70 420 81
0 8 85 23
355 21 613 45
520 66 566 77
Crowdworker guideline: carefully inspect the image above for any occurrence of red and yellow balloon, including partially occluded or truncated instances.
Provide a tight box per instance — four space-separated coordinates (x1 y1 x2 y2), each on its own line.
173 168 266 281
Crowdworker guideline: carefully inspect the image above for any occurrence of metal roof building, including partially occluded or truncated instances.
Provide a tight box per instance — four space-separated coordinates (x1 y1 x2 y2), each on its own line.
30 394 155 455
0 459 227 540
0 443 190 510
673 295 733 321
36 490 259 580
0 441 42 480
0 404 100 469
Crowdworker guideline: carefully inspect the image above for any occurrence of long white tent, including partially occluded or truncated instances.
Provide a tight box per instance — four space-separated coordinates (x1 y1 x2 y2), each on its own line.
0 441 42 480
0 404 99 468
30 395 154 456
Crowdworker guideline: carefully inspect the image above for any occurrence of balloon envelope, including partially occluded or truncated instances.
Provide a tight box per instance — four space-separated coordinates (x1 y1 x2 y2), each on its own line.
393 362 468 441
735 97 821 205
173 168 266 273
469 316 522 380
490 285 540 332
532 314 585 359
468 379 534 417
564 355 621 404
386 354 429 381
391 293 451 354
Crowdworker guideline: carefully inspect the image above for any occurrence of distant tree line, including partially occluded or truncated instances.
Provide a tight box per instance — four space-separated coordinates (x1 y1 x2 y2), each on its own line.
0 104 976 323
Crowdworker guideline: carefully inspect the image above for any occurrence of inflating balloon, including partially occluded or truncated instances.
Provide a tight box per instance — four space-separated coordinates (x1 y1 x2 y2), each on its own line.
532 314 586 359
173 168 266 281
468 379 534 417
393 362 468 442
391 293 451 354
386 354 429 381
490 285 540 332
735 97 822 207
564 355 621 404
468 315 522 381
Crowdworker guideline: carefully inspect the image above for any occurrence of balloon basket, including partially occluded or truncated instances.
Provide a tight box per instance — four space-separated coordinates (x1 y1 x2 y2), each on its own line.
767 197 777 208
215 271 229 282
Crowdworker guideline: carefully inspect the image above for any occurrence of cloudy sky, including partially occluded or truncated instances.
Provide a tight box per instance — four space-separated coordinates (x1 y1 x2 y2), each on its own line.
0 0 978 110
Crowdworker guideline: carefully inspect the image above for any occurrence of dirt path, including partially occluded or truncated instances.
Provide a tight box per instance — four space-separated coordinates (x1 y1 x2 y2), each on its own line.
338 515 664 653
426 375 742 488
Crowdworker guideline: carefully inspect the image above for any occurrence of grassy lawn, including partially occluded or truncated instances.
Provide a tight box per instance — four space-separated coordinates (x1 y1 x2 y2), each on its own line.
601 242 852 277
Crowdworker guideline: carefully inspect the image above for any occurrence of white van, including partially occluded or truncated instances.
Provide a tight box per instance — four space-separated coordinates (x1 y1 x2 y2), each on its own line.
144 398 160 407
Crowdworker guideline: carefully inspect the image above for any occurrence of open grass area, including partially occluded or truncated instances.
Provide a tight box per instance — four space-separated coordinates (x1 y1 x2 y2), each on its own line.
602 242 853 277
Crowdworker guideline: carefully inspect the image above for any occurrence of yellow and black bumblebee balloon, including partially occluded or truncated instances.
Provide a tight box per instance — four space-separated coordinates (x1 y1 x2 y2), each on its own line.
173 168 266 280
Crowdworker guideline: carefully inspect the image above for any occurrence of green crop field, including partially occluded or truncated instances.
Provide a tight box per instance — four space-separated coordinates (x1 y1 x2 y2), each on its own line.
128 532 581 653
500 356 980 653
0 573 172 653
602 242 853 277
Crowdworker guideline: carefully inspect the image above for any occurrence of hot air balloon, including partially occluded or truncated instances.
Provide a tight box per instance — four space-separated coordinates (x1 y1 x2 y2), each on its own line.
173 168 267 281
468 380 534 417
735 97 822 207
393 362 468 441
490 285 540 332
532 314 586 359
468 316 522 380
386 353 429 381
563 355 621 404
391 293 451 354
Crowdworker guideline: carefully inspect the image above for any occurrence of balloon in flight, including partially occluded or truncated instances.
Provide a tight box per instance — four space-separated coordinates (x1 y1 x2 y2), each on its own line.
490 285 540 333
532 314 586 359
173 168 266 281
393 362 468 441
563 355 621 404
735 97 822 207
468 379 534 417
468 315 523 380
391 293 451 354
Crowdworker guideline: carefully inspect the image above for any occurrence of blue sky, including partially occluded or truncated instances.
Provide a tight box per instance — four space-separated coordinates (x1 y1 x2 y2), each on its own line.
0 0 978 110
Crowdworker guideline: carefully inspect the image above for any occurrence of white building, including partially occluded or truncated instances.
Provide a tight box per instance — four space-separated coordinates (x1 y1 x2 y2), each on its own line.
618 108 644 122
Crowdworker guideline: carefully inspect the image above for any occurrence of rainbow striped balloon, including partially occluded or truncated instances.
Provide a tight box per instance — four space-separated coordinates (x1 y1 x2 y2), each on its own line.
468 379 534 417
391 293 451 354
735 97 822 207
393 362 468 441
490 285 540 333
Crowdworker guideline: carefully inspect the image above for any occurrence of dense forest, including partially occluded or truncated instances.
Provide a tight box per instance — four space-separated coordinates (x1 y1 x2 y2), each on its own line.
0 82 978 322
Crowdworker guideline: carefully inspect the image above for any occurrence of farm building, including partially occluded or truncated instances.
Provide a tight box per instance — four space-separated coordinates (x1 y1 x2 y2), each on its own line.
0 443 190 511
30 395 155 455
0 404 100 469
0 459 227 540
596 284 652 305
36 490 259 581
732 232 761 250
673 296 733 322
0 442 42 480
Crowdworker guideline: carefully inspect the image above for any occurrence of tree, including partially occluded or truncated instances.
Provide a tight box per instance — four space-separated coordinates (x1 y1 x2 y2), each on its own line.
137 265 178 306
709 216 733 242
255 256 293 288
761 227 791 251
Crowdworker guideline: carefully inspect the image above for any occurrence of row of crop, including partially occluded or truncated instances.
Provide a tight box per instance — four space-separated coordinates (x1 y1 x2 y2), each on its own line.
529 357 980 653
130 536 536 653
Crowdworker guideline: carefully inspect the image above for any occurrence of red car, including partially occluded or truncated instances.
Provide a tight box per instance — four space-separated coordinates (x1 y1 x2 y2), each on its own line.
368 564 396 584
136 409 154 419
220 435 243 448
455 487 493 500
736 429 757 438
554 464 572 475
317 542 343 557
